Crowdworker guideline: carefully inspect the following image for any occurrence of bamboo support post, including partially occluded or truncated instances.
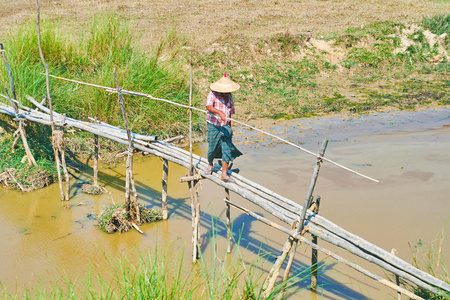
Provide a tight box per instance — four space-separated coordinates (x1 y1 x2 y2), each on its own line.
1 44 37 167
93 117 99 187
265 139 328 297
36 0 66 200
0 43 17 100
311 196 321 291
225 188 231 253
278 236 298 300
114 69 140 223
263 235 296 298
60 114 70 200
188 173 201 262
162 158 168 220
391 248 402 300
297 138 328 234
4 89 37 167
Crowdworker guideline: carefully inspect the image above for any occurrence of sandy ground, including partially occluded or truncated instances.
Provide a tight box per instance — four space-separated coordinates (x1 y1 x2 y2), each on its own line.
1 0 450 49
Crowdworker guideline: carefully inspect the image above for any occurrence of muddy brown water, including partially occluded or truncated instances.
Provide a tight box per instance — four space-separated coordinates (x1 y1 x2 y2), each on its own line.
1 109 449 299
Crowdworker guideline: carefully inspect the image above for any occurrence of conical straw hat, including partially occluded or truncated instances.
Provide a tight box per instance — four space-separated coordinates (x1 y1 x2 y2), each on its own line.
210 73 240 93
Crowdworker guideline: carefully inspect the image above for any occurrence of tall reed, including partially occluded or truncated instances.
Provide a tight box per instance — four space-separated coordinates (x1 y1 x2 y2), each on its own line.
410 228 450 299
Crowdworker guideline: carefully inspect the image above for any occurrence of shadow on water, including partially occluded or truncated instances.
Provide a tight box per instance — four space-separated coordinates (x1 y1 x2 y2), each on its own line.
108 167 369 299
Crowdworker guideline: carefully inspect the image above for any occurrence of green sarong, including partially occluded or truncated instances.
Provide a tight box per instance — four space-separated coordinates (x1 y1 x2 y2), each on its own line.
207 123 242 164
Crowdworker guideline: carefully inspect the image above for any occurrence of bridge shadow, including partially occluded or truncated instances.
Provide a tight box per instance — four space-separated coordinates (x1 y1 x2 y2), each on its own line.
202 212 374 300
73 158 374 299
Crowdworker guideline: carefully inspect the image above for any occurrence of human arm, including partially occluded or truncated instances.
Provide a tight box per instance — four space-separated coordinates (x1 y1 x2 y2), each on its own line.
206 105 227 123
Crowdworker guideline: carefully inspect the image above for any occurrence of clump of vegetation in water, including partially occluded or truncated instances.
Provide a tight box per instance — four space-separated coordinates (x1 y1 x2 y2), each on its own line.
0 122 58 191
97 203 162 234
409 229 450 299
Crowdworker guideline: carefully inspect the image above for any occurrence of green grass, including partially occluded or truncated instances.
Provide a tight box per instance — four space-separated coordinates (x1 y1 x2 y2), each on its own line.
0 12 203 139
410 228 450 299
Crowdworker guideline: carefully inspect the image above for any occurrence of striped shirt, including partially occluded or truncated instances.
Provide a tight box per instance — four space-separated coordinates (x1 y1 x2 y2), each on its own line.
206 91 235 127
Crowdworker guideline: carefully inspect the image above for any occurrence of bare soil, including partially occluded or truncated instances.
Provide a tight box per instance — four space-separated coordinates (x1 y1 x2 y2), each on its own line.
1 0 449 50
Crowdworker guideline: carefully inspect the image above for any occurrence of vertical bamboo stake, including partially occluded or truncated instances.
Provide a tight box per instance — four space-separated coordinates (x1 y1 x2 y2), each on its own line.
189 63 193 173
311 196 321 291
188 180 197 261
4 89 37 167
93 117 99 187
188 177 200 261
36 0 65 200
265 138 329 297
225 188 231 253
162 158 168 219
1 45 37 167
391 248 402 300
195 176 201 258
187 63 200 261
114 69 140 223
277 238 299 300
263 236 296 298
0 44 17 101
297 138 328 234
60 114 70 200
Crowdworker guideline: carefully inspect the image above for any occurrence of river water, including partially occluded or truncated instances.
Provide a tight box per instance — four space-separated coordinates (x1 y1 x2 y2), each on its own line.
0 109 449 299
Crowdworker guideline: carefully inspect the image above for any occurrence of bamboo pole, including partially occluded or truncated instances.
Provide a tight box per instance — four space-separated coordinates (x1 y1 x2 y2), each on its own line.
225 188 231 253
1 45 37 167
1 44 17 101
297 138 328 234
391 248 402 300
189 63 193 172
36 0 65 200
265 139 328 297
60 114 70 200
311 196 321 291
4 89 37 167
114 69 140 223
93 117 99 187
188 176 200 262
195 174 201 258
44 74 379 182
162 158 168 220
263 235 296 298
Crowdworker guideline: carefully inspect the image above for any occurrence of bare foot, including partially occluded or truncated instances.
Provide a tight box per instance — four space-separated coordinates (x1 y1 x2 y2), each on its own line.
221 177 235 183
206 165 213 174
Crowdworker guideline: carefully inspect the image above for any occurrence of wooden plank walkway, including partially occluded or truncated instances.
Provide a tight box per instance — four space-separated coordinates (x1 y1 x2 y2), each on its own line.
0 98 449 298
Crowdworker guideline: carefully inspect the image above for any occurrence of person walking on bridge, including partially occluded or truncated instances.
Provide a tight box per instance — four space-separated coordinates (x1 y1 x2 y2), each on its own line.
206 73 242 183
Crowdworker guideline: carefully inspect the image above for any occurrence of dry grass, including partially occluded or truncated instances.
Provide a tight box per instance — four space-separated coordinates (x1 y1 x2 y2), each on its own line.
1 0 449 51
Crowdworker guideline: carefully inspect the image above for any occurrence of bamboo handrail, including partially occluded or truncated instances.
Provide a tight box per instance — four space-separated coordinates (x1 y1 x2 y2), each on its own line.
42 74 379 182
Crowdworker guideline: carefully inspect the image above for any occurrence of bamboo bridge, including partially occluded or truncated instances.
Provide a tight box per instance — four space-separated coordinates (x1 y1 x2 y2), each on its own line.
0 88 449 299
